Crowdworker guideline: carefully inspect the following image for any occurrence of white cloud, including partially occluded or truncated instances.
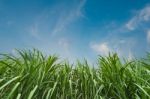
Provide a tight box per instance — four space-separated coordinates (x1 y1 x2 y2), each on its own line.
126 5 150 30
52 0 86 35
147 30 150 43
126 18 137 30
90 42 110 55
28 0 86 39
29 23 42 40
90 35 137 58
89 4 150 60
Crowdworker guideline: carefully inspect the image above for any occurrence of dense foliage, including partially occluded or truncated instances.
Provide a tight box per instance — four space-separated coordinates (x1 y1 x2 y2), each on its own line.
0 49 149 99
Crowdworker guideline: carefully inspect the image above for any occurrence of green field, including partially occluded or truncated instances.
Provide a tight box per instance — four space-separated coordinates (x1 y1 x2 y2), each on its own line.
0 49 149 99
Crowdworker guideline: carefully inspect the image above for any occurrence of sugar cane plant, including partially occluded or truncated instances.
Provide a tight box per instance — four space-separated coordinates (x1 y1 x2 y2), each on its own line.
0 49 149 99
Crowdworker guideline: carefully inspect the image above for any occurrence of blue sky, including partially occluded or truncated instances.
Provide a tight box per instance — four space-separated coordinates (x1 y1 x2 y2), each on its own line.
0 0 150 62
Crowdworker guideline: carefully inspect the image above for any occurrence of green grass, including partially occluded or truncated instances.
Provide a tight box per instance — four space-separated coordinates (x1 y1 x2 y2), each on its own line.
0 49 149 99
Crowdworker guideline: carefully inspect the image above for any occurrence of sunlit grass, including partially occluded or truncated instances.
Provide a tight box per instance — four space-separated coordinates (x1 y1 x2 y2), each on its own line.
0 49 149 99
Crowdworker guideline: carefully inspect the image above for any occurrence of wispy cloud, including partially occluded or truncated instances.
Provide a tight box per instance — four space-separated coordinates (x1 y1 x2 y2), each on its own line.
90 42 111 55
90 38 136 56
29 23 40 39
90 5 150 57
89 19 137 56
52 0 86 35
125 5 150 45
126 5 150 31
28 0 86 39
